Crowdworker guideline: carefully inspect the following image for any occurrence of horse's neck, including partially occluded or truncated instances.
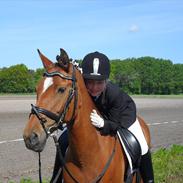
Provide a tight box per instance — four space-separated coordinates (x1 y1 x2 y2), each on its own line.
68 71 100 159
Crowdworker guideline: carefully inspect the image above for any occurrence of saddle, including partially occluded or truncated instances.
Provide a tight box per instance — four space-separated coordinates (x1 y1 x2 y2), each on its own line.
117 127 141 183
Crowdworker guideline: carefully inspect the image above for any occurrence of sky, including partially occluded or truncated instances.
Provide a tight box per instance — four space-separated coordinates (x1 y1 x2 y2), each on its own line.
1 0 183 69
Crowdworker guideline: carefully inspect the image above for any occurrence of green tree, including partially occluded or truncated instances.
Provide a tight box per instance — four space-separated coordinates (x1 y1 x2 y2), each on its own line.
0 64 34 93
33 68 45 85
172 64 183 94
111 59 140 94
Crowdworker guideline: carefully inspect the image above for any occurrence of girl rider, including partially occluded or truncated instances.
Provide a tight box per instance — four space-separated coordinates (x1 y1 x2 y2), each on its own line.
51 51 154 183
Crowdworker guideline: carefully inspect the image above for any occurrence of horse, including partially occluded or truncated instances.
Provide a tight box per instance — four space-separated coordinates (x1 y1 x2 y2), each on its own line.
23 49 151 183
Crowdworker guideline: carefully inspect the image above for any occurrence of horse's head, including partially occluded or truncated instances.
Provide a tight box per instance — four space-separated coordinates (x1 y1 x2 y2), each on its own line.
23 48 78 152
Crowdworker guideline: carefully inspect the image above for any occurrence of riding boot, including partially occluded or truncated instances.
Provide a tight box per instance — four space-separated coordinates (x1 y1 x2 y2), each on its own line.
140 150 154 183
50 130 69 183
50 152 63 183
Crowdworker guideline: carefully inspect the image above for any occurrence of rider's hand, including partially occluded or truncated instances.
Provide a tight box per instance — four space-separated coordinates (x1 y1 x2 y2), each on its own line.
90 109 104 128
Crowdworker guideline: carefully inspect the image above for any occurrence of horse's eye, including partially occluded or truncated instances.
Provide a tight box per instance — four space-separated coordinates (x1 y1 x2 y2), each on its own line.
58 87 66 93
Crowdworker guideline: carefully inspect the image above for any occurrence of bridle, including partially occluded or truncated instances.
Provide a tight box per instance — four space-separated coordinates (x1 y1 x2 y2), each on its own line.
30 65 78 137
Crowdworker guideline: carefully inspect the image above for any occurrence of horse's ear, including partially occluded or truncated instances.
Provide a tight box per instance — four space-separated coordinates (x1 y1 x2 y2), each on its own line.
56 48 70 72
37 49 53 69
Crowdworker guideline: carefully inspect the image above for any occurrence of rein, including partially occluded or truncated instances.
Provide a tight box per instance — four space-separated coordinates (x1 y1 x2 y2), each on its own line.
38 135 117 183
53 134 117 183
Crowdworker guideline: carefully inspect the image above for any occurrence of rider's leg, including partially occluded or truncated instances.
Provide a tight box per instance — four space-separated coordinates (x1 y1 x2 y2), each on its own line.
128 119 154 183
50 129 68 183
140 150 154 183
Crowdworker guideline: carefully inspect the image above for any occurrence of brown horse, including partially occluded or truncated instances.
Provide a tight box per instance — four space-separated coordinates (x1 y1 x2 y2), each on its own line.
23 49 151 183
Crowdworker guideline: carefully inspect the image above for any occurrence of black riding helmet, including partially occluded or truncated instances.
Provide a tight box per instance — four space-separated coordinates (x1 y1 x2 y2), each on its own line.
81 51 110 80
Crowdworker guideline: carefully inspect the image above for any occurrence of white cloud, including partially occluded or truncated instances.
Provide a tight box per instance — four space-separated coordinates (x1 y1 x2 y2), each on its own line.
129 24 139 32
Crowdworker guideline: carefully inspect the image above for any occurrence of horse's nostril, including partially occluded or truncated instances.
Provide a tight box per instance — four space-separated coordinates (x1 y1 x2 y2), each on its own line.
24 132 45 152
30 132 39 146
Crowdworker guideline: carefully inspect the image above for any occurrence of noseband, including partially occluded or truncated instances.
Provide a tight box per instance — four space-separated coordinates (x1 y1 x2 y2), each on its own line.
30 65 78 137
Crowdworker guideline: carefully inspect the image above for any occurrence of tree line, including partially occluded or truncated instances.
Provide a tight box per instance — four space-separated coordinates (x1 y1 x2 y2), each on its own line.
0 57 183 94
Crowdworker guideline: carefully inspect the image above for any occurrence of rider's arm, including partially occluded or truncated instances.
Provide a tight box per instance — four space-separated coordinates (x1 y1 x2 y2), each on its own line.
99 83 136 135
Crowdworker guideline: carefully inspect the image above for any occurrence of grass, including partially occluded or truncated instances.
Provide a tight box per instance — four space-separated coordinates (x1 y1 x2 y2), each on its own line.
4 145 183 183
153 144 183 183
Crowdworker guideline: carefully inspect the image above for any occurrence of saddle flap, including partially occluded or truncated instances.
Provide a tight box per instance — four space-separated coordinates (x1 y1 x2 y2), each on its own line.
118 128 141 165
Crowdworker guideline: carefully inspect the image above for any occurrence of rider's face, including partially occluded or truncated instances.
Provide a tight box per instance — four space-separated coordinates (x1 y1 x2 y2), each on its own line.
85 79 106 97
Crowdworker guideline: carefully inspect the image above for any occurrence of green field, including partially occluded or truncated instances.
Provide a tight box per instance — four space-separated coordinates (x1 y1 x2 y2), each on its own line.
153 144 183 183
4 144 183 183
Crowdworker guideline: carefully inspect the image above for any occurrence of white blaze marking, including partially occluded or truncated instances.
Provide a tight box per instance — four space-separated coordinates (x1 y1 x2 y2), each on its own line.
91 58 100 75
42 77 53 94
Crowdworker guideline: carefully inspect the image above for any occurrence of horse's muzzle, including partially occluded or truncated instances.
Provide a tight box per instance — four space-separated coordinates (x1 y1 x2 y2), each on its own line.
23 132 46 152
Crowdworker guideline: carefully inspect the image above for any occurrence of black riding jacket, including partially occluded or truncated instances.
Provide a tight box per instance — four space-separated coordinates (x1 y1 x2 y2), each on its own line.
92 81 136 135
